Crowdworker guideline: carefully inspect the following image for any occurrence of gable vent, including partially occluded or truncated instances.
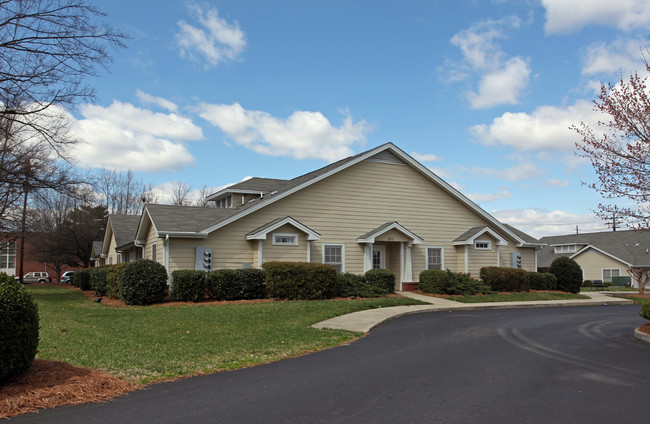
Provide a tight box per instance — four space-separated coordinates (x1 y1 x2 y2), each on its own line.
365 150 406 165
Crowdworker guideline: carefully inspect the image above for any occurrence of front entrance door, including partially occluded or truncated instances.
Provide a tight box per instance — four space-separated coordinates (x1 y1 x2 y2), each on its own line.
372 246 386 269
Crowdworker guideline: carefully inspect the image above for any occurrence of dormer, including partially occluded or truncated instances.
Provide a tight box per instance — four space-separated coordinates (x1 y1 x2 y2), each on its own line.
206 178 288 209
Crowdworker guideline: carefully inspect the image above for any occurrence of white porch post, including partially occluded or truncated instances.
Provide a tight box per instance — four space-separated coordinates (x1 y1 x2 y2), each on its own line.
307 240 311 263
405 243 413 281
464 245 469 273
364 243 373 272
400 242 405 282
257 240 263 269
497 245 501 267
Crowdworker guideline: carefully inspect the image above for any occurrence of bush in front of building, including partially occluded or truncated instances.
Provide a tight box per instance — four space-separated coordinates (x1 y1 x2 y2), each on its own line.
582 280 592 287
171 270 207 302
549 256 582 294
419 269 490 296
106 263 126 299
72 268 91 290
364 269 395 294
480 267 530 292
120 259 168 305
207 269 266 301
263 262 336 300
90 266 110 296
0 273 39 383
528 272 558 291
335 272 389 298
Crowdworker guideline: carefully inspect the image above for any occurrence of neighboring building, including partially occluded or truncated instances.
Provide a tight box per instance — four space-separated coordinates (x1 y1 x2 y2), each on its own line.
0 235 76 280
538 230 650 287
101 215 142 265
90 241 104 267
101 143 542 290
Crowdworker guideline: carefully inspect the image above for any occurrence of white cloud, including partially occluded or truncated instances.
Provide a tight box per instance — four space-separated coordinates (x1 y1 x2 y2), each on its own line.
72 101 203 172
411 151 441 162
545 178 570 187
177 3 246 67
491 208 608 238
198 102 372 162
581 38 645 75
542 0 650 33
468 57 531 109
136 90 178 112
470 99 601 152
449 17 531 109
466 190 512 203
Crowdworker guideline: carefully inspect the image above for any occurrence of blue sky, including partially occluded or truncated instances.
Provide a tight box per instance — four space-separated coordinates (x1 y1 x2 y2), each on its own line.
71 0 650 237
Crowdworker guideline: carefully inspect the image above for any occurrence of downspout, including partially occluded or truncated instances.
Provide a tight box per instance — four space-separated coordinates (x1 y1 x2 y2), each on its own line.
134 241 145 260
164 234 170 272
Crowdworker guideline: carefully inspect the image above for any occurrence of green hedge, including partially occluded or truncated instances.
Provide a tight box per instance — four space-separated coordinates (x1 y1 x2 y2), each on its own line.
419 269 489 296
90 266 110 296
364 269 395 294
528 272 557 291
641 301 650 321
335 273 389 298
480 267 530 292
72 268 91 290
0 274 39 383
106 263 126 299
206 269 265 301
263 262 336 300
171 270 207 302
120 259 168 305
549 256 582 294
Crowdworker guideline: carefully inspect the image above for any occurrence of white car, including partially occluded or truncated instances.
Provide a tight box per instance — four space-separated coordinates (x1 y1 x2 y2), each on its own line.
61 271 75 284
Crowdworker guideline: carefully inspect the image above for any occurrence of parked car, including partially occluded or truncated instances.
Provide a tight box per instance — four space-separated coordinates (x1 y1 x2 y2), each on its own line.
61 271 74 284
20 272 52 284
591 279 605 287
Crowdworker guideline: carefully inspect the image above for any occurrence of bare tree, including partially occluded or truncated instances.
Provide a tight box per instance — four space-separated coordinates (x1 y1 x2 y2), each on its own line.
92 169 149 214
193 185 216 207
169 181 192 206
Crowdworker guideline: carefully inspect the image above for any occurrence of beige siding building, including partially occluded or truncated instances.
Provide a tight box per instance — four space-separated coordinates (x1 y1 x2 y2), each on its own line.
102 143 542 289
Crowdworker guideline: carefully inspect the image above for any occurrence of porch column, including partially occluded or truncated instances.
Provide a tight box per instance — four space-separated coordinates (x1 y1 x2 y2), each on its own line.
257 240 263 269
405 243 413 281
464 245 469 273
307 240 311 263
497 245 501 267
364 243 373 272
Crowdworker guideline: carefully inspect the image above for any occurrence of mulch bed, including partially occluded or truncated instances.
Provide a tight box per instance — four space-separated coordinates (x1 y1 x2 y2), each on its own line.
639 324 650 335
0 360 139 419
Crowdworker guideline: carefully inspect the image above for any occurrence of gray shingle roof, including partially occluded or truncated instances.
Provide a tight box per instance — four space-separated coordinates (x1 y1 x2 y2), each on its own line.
453 226 487 243
145 204 236 233
503 224 542 245
109 215 141 247
537 230 650 268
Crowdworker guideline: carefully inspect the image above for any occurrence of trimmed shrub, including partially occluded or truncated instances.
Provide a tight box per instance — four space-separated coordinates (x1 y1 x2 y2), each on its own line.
0 274 39 383
529 272 558 291
335 273 388 298
206 269 266 301
171 270 207 302
583 280 592 287
263 262 336 300
106 263 126 299
641 301 650 321
364 268 395 294
419 269 489 296
120 259 168 305
549 256 582 294
72 268 91 290
480 267 530 292
90 267 110 296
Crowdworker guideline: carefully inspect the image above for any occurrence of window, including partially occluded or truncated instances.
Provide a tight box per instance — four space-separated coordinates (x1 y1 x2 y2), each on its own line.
272 233 298 246
151 243 157 262
602 268 620 281
0 241 15 270
109 256 113 265
474 240 491 250
554 244 577 253
426 247 443 270
323 244 344 273
217 195 233 208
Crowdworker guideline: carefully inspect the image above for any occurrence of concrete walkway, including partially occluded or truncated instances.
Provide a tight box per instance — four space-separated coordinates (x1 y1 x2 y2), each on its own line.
312 291 635 333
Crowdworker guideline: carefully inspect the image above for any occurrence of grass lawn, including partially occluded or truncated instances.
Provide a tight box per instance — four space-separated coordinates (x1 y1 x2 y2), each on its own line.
609 294 650 304
444 291 590 303
28 285 425 383
580 287 637 292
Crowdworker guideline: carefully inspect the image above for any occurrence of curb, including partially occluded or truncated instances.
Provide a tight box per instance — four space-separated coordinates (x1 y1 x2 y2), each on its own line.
634 327 650 344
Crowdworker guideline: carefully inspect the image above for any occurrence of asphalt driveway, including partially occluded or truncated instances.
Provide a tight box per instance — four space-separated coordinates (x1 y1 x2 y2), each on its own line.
11 305 649 423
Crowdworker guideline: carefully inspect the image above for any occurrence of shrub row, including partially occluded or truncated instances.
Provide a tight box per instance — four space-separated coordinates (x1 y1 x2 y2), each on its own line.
419 269 490 296
263 262 337 300
528 272 557 291
170 268 266 302
335 269 396 298
480 267 531 292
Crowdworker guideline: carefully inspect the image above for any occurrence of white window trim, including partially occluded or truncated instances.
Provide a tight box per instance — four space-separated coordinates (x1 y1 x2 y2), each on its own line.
151 242 157 262
554 244 577 254
426 246 444 270
602 268 621 281
272 233 299 246
323 243 345 273
474 240 492 250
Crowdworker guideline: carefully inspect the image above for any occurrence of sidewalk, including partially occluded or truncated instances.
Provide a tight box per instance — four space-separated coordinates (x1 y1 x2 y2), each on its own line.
312 291 635 333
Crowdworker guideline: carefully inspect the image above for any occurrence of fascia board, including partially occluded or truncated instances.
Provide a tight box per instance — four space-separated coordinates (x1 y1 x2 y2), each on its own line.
101 220 114 255
158 231 208 239
246 217 321 241
135 208 158 241
356 222 424 244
